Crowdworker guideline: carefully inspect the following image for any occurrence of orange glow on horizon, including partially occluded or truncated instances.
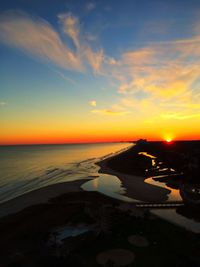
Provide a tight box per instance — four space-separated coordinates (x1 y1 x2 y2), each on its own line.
1 133 200 146
1 125 200 146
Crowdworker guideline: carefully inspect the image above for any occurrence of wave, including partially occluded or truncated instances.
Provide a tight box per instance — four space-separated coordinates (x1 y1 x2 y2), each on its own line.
0 143 132 203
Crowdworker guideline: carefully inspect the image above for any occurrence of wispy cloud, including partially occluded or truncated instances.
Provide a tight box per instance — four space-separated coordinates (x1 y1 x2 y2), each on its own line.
91 108 130 116
122 48 155 67
161 112 200 120
86 2 96 11
85 33 97 42
0 11 83 71
52 69 77 85
58 12 104 74
103 21 200 121
1 10 200 123
90 100 131 116
0 10 105 74
89 100 97 107
0 101 6 106
84 47 104 74
58 12 80 50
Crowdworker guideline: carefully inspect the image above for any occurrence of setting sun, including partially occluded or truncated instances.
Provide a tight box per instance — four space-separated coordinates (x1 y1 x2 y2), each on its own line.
164 134 174 143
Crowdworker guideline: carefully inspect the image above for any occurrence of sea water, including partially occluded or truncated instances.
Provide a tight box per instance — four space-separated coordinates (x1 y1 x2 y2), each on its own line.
0 142 131 203
0 142 199 233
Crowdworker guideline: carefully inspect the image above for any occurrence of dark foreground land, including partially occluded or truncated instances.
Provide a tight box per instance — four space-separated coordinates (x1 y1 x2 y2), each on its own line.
1 191 200 267
0 141 200 267
100 140 200 219
103 140 200 180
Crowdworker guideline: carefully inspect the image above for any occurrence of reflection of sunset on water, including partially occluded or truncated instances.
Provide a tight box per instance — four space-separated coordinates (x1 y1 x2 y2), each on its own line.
145 177 182 202
92 178 99 189
166 187 182 202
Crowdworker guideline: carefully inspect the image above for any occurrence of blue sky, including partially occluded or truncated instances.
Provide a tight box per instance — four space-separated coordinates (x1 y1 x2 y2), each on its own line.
1 0 200 144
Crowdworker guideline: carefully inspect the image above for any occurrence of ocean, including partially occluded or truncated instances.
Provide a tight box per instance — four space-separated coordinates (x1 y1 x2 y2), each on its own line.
1 142 200 233
0 142 131 203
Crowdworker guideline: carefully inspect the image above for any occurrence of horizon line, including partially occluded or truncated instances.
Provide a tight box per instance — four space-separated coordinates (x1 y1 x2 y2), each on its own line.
1 139 200 146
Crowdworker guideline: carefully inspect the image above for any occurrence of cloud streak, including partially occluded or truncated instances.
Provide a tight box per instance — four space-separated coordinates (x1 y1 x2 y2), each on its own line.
91 109 130 116
1 10 200 123
0 101 6 107
0 10 105 74
103 23 200 121
86 2 96 11
58 13 80 50
161 112 200 120
0 11 83 71
89 100 97 107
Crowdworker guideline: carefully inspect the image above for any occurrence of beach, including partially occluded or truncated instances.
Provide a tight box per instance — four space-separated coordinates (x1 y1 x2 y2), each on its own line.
97 140 200 203
0 141 200 266
0 141 172 219
0 179 89 218
1 141 200 218
97 156 171 203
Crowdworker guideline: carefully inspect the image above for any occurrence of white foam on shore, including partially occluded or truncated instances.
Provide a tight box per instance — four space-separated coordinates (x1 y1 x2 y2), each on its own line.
0 143 132 203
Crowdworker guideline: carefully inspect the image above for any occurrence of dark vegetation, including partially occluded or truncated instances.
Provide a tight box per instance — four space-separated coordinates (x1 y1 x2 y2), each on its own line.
0 190 199 267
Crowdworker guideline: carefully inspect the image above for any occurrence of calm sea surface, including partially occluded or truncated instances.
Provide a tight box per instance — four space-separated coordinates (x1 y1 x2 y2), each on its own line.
0 142 199 232
0 143 131 203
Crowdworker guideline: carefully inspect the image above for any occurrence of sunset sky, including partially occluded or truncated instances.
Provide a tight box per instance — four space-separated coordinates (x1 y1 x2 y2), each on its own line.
1 0 200 145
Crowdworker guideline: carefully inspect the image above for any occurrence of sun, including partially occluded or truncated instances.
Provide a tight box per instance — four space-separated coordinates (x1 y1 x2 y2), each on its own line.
163 134 174 143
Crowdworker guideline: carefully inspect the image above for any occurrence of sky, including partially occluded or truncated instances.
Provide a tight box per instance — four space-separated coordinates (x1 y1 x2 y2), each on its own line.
1 0 200 145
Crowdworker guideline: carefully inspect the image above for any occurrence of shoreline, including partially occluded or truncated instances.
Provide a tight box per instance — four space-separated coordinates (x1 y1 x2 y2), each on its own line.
97 146 171 203
1 140 199 218
0 144 132 218
0 142 173 218
0 141 200 266
0 179 90 218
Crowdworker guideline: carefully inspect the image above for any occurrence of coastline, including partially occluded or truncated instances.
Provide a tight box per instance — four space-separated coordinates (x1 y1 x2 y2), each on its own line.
1 140 199 218
0 142 200 266
0 142 175 218
0 179 90 218
0 144 132 218
97 146 171 203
